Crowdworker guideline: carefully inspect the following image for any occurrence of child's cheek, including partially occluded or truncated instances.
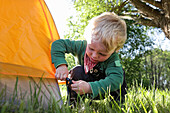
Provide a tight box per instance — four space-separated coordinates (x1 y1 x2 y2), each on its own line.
86 49 91 55
100 56 109 61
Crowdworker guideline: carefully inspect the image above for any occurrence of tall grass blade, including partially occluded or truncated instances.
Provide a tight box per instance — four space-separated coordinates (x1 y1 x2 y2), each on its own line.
0 102 8 113
139 99 147 113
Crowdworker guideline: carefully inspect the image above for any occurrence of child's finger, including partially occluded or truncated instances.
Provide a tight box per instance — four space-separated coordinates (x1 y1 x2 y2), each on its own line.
72 85 80 94
55 73 60 80
72 80 76 84
60 74 67 80
72 87 79 92
63 74 67 79
71 83 77 88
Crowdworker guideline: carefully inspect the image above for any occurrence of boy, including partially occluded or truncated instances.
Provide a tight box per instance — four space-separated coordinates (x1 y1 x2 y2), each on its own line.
51 12 127 104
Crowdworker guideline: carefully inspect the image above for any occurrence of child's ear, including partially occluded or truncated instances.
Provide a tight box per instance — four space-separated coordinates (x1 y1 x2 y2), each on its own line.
115 48 120 53
116 50 119 53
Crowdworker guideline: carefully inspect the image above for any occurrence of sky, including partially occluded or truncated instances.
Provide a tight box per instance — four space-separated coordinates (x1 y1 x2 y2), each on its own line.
45 0 75 38
45 0 170 51
149 30 170 51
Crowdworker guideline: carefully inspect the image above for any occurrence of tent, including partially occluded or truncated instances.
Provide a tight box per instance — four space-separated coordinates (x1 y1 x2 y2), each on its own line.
0 0 63 107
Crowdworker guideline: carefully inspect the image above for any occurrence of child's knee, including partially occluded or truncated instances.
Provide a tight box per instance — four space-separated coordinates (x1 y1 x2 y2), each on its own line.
70 66 84 80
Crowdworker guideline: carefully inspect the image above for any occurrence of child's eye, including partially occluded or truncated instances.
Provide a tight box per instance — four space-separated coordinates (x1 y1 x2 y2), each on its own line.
89 47 94 51
99 53 107 56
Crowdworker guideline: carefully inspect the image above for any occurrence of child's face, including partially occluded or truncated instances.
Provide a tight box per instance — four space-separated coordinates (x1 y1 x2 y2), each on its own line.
86 40 115 63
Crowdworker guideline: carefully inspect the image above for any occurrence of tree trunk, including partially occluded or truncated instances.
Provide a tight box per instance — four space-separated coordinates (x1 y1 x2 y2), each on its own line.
129 0 170 39
161 0 170 39
145 54 148 78
150 54 154 85
158 64 162 88
154 64 157 88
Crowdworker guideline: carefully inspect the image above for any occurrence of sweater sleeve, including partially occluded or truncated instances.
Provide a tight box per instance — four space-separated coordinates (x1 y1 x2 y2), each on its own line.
51 39 86 68
89 54 124 98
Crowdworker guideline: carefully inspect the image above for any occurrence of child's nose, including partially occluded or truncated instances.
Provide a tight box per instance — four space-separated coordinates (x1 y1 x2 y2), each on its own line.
92 52 98 58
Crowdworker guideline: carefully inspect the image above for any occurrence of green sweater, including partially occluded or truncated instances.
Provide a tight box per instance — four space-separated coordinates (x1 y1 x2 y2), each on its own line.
51 39 124 98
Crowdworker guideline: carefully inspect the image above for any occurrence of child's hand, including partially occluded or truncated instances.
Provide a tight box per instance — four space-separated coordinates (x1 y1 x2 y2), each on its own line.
55 64 69 81
71 80 92 95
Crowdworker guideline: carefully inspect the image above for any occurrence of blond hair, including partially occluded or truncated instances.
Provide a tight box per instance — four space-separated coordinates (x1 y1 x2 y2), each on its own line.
84 12 127 52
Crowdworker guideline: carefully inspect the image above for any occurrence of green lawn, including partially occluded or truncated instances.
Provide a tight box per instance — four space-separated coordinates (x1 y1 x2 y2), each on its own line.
0 81 170 113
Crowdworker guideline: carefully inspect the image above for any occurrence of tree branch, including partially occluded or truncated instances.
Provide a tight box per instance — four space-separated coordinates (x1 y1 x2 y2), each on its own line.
142 0 162 9
120 14 158 27
110 0 129 13
135 17 158 27
128 0 161 19
117 0 129 14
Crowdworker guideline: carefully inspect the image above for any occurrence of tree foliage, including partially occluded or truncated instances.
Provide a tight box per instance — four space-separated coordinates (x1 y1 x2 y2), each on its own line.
122 48 170 89
144 49 170 89
67 0 170 39
64 0 169 89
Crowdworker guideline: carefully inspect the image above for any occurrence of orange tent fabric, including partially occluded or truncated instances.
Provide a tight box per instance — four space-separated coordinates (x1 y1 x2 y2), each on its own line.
0 0 63 108
0 0 59 78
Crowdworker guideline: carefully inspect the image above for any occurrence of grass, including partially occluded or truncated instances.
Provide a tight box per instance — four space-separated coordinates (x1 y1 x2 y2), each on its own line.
0 78 170 113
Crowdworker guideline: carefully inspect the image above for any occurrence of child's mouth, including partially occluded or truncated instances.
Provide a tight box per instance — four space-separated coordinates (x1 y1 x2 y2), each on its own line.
90 57 98 63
